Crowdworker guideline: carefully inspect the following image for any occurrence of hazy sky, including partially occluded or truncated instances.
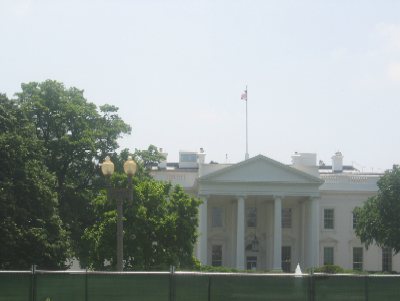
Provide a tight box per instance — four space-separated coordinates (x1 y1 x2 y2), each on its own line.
1 0 399 171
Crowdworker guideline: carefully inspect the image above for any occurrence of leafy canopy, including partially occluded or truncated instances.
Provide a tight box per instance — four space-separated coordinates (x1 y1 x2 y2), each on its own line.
82 173 201 271
1 80 201 270
14 80 131 256
354 165 400 253
0 80 131 268
0 94 71 269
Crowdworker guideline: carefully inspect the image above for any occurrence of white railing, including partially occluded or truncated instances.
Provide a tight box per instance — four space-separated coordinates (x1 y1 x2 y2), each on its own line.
320 174 379 185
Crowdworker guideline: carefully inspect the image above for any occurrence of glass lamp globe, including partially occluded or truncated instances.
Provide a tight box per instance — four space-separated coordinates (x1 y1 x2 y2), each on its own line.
123 156 137 176
101 156 115 176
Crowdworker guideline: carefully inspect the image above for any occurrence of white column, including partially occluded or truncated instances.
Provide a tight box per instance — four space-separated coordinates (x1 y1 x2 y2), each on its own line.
198 196 208 265
236 196 245 270
273 195 282 271
300 201 306 266
310 197 320 267
305 199 311 268
306 197 320 268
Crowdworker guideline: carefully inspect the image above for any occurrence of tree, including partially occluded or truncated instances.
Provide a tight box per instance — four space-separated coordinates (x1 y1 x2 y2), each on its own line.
14 80 131 257
81 155 201 270
134 145 165 170
108 146 165 181
0 94 71 269
0 80 131 268
354 165 400 253
1 80 198 270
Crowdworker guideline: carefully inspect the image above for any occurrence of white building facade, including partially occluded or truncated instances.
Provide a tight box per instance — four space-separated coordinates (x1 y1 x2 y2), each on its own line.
152 149 399 272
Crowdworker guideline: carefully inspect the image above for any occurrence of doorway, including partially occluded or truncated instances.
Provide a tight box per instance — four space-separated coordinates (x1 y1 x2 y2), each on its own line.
282 246 291 272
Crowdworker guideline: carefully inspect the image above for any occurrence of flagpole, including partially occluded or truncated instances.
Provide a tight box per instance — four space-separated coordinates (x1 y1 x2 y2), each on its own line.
245 85 249 160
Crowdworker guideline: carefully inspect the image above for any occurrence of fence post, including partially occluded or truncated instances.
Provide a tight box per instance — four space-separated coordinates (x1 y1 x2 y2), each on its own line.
309 272 315 301
85 268 88 301
31 265 36 301
364 275 368 301
169 266 175 301
208 275 212 301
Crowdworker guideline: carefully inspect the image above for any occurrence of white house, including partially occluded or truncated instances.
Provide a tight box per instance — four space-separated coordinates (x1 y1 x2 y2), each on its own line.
151 149 399 272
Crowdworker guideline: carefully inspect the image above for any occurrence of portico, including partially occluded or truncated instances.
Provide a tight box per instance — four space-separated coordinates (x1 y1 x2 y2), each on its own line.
152 149 389 272
197 155 323 271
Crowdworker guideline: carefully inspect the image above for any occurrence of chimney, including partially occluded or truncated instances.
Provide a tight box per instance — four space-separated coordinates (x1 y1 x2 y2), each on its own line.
158 148 168 169
291 152 319 177
332 152 343 173
198 147 206 164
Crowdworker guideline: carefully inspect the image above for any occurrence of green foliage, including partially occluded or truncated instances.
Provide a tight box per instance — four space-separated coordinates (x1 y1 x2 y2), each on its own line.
197 265 239 273
1 80 131 268
82 174 201 271
131 145 166 179
312 265 345 274
0 94 71 269
1 81 198 271
14 80 131 257
134 145 165 169
354 165 400 253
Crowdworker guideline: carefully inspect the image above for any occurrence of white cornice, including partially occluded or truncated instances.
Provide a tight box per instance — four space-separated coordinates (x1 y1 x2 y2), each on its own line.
199 154 324 184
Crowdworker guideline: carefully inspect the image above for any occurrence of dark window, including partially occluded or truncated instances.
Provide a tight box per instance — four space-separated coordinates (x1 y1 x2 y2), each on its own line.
246 256 257 270
212 245 222 266
282 208 292 228
323 247 334 265
324 209 334 229
211 207 223 228
352 212 357 229
382 247 392 272
246 207 257 228
282 246 291 272
353 247 363 271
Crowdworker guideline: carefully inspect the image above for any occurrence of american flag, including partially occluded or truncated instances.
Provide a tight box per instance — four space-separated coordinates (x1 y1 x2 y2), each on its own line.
241 90 247 101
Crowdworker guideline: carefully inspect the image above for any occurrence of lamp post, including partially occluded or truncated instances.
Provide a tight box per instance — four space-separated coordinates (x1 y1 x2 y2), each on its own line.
101 155 137 271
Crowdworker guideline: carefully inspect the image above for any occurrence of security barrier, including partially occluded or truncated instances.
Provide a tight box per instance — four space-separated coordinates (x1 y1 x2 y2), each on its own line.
1 270 400 301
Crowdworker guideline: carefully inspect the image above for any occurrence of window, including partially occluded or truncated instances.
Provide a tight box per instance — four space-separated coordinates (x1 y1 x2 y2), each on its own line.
324 209 334 229
246 256 257 270
211 207 223 228
180 153 197 162
212 245 222 266
323 247 334 265
246 207 257 228
352 212 357 229
382 247 392 272
353 247 363 271
282 246 291 272
282 208 292 228
246 235 260 252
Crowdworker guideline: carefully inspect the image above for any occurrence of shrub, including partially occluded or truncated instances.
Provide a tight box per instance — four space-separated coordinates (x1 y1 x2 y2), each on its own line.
197 265 239 273
313 265 345 274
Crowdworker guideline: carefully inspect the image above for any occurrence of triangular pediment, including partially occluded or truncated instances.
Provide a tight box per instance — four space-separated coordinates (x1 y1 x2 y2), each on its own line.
199 155 323 184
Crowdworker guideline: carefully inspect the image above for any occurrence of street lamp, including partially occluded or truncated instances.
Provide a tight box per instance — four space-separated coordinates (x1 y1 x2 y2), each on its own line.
101 155 137 271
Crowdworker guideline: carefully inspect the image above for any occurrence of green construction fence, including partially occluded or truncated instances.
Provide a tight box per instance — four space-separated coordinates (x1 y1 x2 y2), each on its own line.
1 270 400 301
